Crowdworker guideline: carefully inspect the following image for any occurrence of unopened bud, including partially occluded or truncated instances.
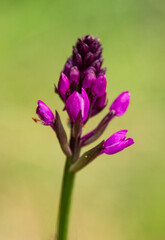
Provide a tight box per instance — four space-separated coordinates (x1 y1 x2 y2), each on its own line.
109 91 130 116
70 66 80 84
36 100 55 126
92 74 107 97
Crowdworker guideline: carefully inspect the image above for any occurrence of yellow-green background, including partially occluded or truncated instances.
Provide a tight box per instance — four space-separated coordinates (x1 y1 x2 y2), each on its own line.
0 0 164 239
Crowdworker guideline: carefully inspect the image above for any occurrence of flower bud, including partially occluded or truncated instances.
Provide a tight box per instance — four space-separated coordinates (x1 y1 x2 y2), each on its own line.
92 74 107 97
93 45 102 59
73 52 82 67
63 57 73 76
65 88 90 122
90 92 107 116
102 130 134 155
90 37 100 51
91 57 103 71
77 39 90 55
58 72 70 100
82 68 96 89
36 100 55 125
95 92 107 110
69 66 80 84
109 91 130 116
84 52 94 67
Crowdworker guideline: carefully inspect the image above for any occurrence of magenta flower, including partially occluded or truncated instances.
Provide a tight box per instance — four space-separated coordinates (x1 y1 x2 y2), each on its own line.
110 91 130 116
36 100 55 125
65 88 90 122
102 130 134 155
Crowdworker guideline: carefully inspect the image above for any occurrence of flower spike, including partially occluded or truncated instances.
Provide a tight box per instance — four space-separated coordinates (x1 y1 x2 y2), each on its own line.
33 35 134 239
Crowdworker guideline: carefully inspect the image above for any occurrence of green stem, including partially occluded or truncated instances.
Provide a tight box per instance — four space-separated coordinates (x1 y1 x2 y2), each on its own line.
56 156 75 240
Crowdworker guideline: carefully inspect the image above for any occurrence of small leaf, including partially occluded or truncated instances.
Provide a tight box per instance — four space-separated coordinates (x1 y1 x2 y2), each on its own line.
54 111 72 156
72 111 83 138
70 141 104 172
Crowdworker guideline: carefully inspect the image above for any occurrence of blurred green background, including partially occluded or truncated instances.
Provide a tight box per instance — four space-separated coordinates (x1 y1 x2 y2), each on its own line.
0 0 164 239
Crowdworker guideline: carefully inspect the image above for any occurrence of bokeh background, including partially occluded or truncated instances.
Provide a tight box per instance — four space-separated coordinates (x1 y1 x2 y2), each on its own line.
0 0 164 239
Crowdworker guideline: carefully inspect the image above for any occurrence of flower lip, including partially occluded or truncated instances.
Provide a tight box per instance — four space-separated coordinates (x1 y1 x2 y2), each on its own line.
36 100 55 125
104 130 128 148
110 91 130 117
103 130 134 155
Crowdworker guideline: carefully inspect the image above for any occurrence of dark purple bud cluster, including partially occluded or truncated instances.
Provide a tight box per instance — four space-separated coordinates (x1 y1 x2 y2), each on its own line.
56 35 107 120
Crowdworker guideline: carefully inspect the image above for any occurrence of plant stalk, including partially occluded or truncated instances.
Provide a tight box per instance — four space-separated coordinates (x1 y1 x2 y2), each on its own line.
56 155 75 240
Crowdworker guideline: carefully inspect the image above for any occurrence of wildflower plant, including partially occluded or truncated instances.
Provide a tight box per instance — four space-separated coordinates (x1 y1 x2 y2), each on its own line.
33 35 134 240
